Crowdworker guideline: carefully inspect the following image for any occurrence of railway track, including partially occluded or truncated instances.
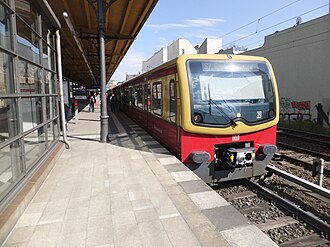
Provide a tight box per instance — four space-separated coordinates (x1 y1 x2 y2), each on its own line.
277 127 330 159
217 127 329 245
277 127 330 147
213 175 330 246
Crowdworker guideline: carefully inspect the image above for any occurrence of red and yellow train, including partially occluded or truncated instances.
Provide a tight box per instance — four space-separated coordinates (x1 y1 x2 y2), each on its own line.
113 54 279 182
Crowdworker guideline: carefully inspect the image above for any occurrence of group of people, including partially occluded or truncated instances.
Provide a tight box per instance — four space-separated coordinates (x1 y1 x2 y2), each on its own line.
106 91 116 113
88 90 116 113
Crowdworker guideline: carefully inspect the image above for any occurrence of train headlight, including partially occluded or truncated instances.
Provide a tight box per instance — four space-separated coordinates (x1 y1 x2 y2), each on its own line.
194 113 203 123
268 110 275 118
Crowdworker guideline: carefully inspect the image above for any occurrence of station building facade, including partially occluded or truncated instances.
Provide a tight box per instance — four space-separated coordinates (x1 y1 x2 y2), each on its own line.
0 0 61 210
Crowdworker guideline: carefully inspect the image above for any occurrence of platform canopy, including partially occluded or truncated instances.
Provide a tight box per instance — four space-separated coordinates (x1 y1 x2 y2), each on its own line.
48 0 158 87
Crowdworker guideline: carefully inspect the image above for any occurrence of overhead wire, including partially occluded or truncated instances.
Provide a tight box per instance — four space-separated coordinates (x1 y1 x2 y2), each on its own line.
206 2 329 53
221 3 329 48
220 0 303 39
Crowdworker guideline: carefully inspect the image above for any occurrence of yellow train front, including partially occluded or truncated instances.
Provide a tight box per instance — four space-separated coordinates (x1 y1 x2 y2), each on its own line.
116 54 279 183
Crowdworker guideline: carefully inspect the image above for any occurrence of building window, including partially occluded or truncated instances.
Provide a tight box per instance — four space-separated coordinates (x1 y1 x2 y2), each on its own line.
152 82 162 116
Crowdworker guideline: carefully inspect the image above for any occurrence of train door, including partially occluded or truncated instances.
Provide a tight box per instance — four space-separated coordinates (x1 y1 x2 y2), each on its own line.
143 83 151 129
169 76 180 154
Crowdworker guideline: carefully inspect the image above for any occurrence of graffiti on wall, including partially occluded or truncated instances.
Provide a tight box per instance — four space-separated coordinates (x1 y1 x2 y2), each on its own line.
291 101 310 111
280 97 311 120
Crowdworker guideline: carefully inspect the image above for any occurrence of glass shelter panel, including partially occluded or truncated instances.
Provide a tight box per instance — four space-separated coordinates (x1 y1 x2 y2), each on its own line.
0 4 12 50
24 127 46 169
18 59 42 94
16 18 40 64
15 0 38 32
0 141 22 197
0 98 19 142
21 97 43 132
0 51 14 95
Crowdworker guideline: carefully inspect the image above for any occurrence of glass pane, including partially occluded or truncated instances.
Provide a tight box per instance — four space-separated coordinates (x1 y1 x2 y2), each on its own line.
42 42 49 69
24 127 46 169
41 18 54 48
144 84 150 112
170 80 176 123
0 98 19 142
17 18 40 64
47 121 54 145
152 83 162 115
53 119 59 140
21 97 43 132
15 0 38 32
0 4 12 50
18 59 42 94
188 60 276 125
0 141 22 197
44 71 56 95
42 42 55 70
0 51 15 94
45 96 57 120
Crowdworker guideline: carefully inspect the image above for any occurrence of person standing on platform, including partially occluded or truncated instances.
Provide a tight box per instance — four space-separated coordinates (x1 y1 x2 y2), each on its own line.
89 92 96 112
110 93 115 112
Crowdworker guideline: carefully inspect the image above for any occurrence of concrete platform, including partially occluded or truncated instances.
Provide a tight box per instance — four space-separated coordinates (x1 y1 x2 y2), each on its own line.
1 106 278 247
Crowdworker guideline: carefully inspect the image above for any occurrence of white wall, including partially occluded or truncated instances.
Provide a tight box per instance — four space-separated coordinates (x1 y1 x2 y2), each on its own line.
198 38 222 54
244 14 330 123
167 39 197 61
142 48 167 73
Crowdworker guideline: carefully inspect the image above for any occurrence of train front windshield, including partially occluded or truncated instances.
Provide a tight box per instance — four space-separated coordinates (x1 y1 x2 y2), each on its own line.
187 59 276 126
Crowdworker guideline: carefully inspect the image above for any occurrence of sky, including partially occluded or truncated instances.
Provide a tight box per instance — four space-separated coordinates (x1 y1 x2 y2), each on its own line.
111 0 329 81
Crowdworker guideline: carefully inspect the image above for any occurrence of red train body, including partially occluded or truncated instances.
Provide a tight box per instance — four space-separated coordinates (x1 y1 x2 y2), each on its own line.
114 54 279 182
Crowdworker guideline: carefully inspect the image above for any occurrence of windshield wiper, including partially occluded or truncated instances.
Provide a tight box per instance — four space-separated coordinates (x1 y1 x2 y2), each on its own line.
209 98 238 127
208 83 237 127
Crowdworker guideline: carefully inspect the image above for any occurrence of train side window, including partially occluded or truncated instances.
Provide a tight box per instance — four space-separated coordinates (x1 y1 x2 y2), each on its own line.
129 87 134 106
169 79 176 123
124 88 129 105
135 85 143 108
144 84 150 112
152 82 162 116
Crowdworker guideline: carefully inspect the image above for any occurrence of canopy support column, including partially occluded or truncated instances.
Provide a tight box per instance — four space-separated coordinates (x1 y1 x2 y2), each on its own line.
97 0 108 143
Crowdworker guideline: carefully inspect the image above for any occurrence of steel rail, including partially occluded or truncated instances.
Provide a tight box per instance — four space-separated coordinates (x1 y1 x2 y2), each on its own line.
278 127 330 140
277 141 330 161
273 153 330 176
247 179 330 239
266 165 330 199
277 132 330 147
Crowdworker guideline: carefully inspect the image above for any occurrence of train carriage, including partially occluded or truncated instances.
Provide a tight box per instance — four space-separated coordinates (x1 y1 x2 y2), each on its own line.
114 54 279 183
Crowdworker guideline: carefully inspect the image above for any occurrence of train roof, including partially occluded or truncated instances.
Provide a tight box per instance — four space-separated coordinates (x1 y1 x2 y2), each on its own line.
115 53 271 88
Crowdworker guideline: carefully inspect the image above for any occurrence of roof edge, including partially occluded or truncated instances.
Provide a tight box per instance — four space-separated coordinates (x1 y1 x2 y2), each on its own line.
36 0 61 29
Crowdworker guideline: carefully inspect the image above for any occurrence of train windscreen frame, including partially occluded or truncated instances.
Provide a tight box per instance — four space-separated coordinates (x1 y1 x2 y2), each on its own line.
187 59 276 127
